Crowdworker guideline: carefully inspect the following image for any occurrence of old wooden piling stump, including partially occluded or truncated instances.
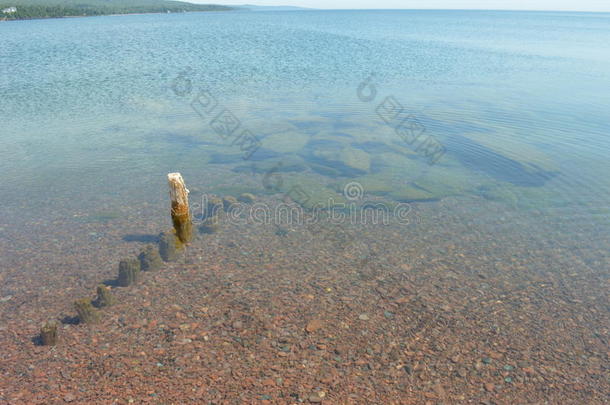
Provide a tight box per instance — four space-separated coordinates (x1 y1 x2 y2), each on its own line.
168 172 193 244
96 285 115 307
75 298 101 324
118 258 140 287
40 321 58 346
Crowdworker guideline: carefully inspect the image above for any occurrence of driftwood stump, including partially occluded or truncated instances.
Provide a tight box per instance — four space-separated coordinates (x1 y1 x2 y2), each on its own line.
168 172 193 244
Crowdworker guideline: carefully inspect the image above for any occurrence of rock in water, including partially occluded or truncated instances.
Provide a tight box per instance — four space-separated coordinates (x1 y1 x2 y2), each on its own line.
199 215 220 234
306 319 324 333
206 196 224 217
222 195 238 211
238 193 256 203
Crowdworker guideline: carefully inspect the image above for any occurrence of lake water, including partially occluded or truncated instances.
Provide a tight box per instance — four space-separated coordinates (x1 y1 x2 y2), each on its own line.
2 10 610 219
0 9 609 403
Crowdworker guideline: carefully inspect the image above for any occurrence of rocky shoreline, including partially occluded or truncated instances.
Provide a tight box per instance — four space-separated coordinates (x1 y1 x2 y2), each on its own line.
0 193 607 403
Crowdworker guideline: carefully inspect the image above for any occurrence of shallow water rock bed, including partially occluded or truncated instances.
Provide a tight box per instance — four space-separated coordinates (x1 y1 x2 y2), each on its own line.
0 194 607 404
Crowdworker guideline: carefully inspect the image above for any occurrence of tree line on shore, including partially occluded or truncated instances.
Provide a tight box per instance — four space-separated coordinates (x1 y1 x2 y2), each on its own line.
1 0 232 20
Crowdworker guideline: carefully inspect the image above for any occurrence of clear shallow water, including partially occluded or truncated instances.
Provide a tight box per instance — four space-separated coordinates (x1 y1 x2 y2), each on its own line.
1 11 610 403
1 9 609 244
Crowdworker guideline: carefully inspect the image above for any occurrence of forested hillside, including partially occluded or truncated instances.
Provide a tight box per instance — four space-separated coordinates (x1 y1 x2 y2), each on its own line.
0 0 232 20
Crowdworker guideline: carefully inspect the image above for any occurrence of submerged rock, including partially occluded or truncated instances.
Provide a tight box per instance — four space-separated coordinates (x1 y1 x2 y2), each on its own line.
233 156 308 174
336 173 436 202
340 147 371 173
205 196 224 218
390 186 436 202
199 215 220 234
451 133 558 185
279 175 347 210
305 319 324 333
262 131 309 153
477 183 565 210
222 196 238 211
370 152 421 172
238 193 256 203
308 162 342 177
411 166 474 199
307 145 371 176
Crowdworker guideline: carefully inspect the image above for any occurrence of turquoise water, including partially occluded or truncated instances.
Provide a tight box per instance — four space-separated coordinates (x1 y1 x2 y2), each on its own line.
1 9 610 239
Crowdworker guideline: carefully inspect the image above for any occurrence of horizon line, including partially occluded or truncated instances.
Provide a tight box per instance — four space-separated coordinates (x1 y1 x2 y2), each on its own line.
227 5 610 13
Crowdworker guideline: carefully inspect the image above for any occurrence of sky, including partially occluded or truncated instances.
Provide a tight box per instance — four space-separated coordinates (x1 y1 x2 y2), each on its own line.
194 0 610 12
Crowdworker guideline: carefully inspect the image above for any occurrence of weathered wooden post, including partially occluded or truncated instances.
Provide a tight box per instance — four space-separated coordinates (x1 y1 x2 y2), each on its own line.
40 321 58 346
75 298 101 324
96 285 115 307
168 172 193 245
139 245 163 270
117 258 140 287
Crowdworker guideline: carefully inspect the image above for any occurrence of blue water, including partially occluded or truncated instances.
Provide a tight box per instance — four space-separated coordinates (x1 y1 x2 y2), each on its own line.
1 9 609 242
2 11 610 402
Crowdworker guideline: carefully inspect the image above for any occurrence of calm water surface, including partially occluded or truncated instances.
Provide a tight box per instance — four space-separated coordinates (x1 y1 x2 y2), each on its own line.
1 10 609 272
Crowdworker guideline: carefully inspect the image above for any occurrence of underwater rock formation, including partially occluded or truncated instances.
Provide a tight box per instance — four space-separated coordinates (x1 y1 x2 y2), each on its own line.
279 175 347 210
199 215 220 234
339 147 371 173
305 144 371 176
118 258 141 287
232 156 308 174
206 196 224 218
238 193 256 204
449 133 558 186
159 231 178 262
40 321 58 346
75 298 101 324
139 244 162 271
222 195 238 211
262 131 309 153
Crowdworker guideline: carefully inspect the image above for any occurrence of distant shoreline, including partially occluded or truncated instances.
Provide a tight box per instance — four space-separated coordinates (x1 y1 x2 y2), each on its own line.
0 1 234 22
0 9 232 22
2 7 608 22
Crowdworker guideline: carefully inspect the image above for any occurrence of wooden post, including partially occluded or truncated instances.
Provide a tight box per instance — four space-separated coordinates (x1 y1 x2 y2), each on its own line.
96 285 115 307
74 298 101 324
168 172 193 244
40 321 58 346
